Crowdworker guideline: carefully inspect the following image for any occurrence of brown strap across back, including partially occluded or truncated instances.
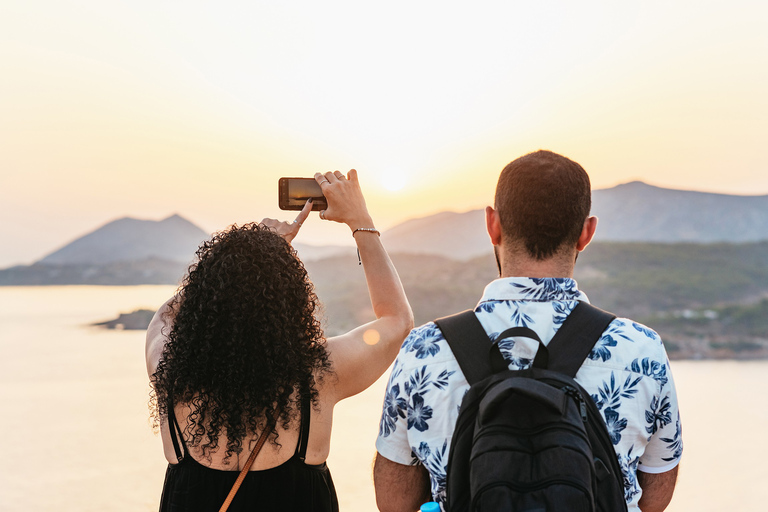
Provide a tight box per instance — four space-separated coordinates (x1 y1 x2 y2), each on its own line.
218 409 281 512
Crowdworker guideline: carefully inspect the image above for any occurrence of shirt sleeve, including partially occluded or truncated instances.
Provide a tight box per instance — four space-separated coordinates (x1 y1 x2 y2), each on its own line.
638 350 683 473
375 351 418 466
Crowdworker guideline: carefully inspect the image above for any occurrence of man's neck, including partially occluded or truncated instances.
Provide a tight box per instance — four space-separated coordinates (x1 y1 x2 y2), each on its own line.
496 247 576 279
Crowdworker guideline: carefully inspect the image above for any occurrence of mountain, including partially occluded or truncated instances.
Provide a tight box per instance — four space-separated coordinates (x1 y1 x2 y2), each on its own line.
15 181 768 271
591 181 768 243
381 210 491 260
379 182 768 259
40 214 209 265
38 215 208 265
0 214 209 286
4 180 768 289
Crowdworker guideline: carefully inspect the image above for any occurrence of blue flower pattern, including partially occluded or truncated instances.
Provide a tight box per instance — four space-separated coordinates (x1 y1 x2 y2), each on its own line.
407 394 433 432
509 302 535 328
627 357 669 388
379 382 407 437
589 334 618 362
661 415 683 462
411 441 449 508
552 301 575 326
405 323 443 359
632 322 659 341
510 277 579 301
591 372 642 445
617 445 641 503
476 301 499 314
376 278 682 511
645 395 672 435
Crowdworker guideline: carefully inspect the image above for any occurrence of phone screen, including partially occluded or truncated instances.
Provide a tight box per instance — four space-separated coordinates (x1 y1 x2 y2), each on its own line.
279 178 327 210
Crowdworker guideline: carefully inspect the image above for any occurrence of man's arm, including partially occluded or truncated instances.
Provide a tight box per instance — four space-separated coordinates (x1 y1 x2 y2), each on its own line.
373 452 432 512
637 465 679 512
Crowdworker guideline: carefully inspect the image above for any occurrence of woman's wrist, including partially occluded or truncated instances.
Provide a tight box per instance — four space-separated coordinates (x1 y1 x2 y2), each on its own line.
346 214 375 231
349 217 380 266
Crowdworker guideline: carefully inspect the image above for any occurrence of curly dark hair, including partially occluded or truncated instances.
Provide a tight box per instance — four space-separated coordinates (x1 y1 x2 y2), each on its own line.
151 223 332 461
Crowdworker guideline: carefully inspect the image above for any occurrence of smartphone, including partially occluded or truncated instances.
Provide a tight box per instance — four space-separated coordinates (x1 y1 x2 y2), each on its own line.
278 177 328 211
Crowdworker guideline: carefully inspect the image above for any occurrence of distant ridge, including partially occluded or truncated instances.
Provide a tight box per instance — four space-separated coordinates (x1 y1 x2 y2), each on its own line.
379 182 768 259
592 181 768 243
40 214 209 265
3 181 768 284
381 210 490 260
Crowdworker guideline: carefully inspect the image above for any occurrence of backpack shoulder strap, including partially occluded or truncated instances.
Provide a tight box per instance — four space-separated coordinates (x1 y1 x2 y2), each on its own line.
434 310 494 386
546 301 616 378
435 310 542 385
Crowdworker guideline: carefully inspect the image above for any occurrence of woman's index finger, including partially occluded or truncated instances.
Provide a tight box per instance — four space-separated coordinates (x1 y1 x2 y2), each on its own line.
294 198 313 225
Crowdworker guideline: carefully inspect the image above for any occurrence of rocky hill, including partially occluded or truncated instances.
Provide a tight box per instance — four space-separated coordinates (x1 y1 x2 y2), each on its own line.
381 210 491 260
40 214 208 265
591 181 768 243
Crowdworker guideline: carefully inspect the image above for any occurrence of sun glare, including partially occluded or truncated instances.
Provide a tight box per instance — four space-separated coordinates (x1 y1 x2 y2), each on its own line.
379 171 409 192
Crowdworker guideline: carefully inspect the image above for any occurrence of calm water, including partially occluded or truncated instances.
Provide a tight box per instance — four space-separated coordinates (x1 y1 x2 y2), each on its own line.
0 286 766 511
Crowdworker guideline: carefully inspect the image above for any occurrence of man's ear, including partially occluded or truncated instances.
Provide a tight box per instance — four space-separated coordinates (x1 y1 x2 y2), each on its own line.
486 206 503 246
576 216 598 252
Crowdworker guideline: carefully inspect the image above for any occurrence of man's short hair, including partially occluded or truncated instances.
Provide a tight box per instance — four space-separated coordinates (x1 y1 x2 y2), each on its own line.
495 150 591 260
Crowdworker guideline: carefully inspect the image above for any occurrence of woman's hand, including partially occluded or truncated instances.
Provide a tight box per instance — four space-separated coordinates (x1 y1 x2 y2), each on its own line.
314 169 374 230
259 198 313 244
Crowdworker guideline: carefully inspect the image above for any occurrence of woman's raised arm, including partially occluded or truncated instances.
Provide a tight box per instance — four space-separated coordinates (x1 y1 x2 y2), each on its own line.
314 170 414 402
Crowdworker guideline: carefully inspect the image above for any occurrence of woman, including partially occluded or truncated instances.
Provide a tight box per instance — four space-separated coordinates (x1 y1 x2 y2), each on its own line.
145 170 413 511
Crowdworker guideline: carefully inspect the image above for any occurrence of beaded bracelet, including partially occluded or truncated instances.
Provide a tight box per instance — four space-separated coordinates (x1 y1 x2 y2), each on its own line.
352 227 380 264
352 227 381 237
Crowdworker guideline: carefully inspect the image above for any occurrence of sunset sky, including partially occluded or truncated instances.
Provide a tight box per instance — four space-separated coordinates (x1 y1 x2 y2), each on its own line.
1 1 766 267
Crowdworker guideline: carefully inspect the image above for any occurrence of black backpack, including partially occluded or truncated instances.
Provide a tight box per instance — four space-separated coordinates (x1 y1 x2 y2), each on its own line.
435 302 628 512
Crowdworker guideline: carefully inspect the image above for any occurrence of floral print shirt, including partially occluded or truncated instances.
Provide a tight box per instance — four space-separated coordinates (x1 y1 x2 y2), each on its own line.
375 277 682 511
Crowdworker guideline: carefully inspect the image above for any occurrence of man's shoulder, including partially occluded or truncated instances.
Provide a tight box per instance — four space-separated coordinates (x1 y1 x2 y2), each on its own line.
407 320 444 340
605 316 663 345
398 321 450 365
588 315 671 378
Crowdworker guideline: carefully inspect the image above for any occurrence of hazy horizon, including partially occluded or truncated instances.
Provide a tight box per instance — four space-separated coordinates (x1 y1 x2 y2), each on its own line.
7 179 768 269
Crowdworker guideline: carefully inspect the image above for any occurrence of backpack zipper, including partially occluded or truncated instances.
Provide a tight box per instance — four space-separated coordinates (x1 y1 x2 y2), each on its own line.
561 385 589 422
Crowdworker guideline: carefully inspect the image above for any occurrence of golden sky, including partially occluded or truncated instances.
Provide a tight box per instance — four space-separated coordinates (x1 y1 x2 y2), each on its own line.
1 1 767 266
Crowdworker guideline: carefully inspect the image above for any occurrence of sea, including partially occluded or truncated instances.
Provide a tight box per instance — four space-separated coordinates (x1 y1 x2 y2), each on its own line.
0 286 766 511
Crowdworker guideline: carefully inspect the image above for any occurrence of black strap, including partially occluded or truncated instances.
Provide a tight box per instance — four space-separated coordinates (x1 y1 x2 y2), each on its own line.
295 392 311 461
167 399 186 462
494 326 545 371
435 312 544 385
546 302 616 378
435 310 495 385
435 301 616 384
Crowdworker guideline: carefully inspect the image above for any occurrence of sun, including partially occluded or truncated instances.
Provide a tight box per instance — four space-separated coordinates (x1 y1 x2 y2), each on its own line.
379 171 409 192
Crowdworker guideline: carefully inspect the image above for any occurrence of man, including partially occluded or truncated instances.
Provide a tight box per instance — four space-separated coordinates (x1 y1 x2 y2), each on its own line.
373 150 682 512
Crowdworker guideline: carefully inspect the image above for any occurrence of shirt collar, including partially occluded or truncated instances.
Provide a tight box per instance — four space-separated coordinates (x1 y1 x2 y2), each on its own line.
477 277 589 305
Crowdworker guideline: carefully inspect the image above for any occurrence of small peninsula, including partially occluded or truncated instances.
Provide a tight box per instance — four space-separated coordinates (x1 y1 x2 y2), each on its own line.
92 309 156 330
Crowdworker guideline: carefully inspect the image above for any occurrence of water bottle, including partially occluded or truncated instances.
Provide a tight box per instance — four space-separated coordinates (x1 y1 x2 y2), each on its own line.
419 502 440 512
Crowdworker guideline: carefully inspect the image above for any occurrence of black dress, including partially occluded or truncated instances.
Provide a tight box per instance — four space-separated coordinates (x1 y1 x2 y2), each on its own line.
159 395 339 512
